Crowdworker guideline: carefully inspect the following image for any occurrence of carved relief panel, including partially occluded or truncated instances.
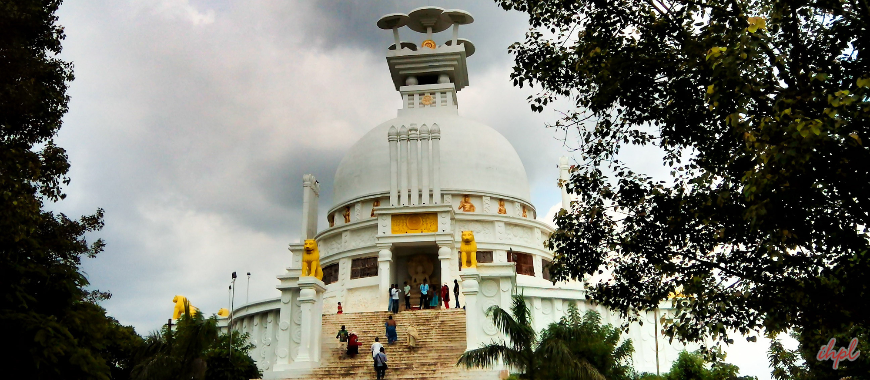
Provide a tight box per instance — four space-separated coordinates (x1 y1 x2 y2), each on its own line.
391 213 438 234
456 220 494 241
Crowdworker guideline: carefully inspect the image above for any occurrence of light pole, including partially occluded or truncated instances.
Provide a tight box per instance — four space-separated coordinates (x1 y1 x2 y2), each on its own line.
246 272 251 313
230 272 237 362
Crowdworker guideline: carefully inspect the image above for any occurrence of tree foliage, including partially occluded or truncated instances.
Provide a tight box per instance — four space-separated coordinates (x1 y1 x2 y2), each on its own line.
640 350 758 380
458 295 635 380
768 326 868 380
203 330 262 380
1 0 137 378
496 0 870 350
132 309 261 380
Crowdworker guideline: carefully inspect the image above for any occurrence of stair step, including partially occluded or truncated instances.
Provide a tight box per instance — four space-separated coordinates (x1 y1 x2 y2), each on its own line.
282 309 495 380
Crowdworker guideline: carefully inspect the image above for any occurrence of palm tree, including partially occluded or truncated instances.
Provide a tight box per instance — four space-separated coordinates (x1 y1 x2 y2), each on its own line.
132 302 218 380
540 303 634 380
458 295 631 379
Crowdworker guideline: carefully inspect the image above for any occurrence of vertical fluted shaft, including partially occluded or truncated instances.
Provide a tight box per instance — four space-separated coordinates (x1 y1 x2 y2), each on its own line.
431 123 441 204
388 126 399 206
409 124 419 206
420 125 430 205
399 126 409 206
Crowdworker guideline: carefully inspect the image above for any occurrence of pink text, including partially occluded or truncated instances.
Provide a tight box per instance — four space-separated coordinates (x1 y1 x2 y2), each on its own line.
816 338 860 369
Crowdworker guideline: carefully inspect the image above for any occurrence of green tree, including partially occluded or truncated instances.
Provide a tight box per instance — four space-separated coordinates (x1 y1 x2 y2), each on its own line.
495 0 869 352
1 0 128 378
639 350 757 380
539 303 635 380
768 326 868 380
458 295 634 379
132 307 260 380
204 330 262 380
132 308 218 380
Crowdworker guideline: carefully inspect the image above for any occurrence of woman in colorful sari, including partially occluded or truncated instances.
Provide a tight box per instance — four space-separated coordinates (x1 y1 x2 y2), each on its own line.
385 315 398 344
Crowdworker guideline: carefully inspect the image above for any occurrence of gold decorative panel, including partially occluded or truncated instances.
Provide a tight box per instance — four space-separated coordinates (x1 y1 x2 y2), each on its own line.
391 213 438 234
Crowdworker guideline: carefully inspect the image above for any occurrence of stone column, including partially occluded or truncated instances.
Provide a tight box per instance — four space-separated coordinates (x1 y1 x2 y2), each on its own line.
300 174 319 240
560 156 571 210
293 277 326 367
460 268 480 351
273 267 300 371
420 125 430 204
438 246 452 291
378 248 393 311
388 126 398 206
431 123 441 204
409 124 419 205
399 126 409 206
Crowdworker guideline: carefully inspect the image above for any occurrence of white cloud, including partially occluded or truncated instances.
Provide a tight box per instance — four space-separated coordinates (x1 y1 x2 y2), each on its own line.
137 0 216 25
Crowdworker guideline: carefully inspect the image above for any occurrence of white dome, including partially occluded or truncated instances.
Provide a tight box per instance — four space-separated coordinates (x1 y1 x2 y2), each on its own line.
332 114 531 208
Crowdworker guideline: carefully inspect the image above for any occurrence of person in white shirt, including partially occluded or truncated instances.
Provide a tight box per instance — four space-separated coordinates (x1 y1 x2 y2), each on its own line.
371 337 383 358
389 284 400 313
403 281 412 311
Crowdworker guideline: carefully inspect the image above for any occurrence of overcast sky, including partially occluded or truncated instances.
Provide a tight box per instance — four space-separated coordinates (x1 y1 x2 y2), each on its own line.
51 1 782 378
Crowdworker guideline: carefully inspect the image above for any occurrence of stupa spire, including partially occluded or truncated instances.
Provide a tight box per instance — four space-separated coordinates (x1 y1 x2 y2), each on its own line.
378 7 475 114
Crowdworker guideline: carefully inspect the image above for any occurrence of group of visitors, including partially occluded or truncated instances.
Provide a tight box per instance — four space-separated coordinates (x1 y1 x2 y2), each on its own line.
333 280 463 379
387 279 461 312
340 279 463 315
335 324 393 380
411 279 463 310
335 325 361 356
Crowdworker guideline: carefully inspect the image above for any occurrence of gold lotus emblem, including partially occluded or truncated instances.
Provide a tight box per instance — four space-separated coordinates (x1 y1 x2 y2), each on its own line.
421 94 434 106
421 39 437 49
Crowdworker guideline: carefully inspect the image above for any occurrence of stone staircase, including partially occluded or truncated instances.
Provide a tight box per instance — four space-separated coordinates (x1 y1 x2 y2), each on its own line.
303 309 498 380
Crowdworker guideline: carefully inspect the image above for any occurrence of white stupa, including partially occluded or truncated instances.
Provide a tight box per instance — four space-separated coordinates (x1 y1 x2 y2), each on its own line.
225 7 692 378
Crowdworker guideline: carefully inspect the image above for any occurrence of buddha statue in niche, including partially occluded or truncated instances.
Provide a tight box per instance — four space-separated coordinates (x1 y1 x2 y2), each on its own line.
343 206 351 223
498 199 507 214
371 199 380 217
458 194 475 212
522 205 527 218
328 213 335 227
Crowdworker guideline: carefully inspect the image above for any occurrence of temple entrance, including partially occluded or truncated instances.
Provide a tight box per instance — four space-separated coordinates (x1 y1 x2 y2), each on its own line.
392 244 440 310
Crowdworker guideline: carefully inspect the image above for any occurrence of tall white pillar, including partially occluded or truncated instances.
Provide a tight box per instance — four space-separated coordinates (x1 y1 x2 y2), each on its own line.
388 127 398 206
559 156 571 210
293 278 326 366
399 126 409 206
378 248 393 311
300 174 319 239
431 123 441 204
438 246 452 292
420 125 430 204
460 269 480 350
409 124 419 206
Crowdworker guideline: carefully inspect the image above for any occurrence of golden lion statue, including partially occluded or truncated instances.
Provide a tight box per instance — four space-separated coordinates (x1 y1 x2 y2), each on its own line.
302 239 323 280
172 295 199 319
217 308 229 317
460 231 477 268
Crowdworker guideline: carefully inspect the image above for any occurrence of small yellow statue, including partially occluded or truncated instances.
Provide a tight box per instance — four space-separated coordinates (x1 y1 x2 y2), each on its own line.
458 195 475 212
302 239 323 280
522 205 527 218
371 199 380 217
460 230 477 268
217 308 229 317
343 206 351 223
172 295 199 320
328 213 335 227
498 199 506 214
